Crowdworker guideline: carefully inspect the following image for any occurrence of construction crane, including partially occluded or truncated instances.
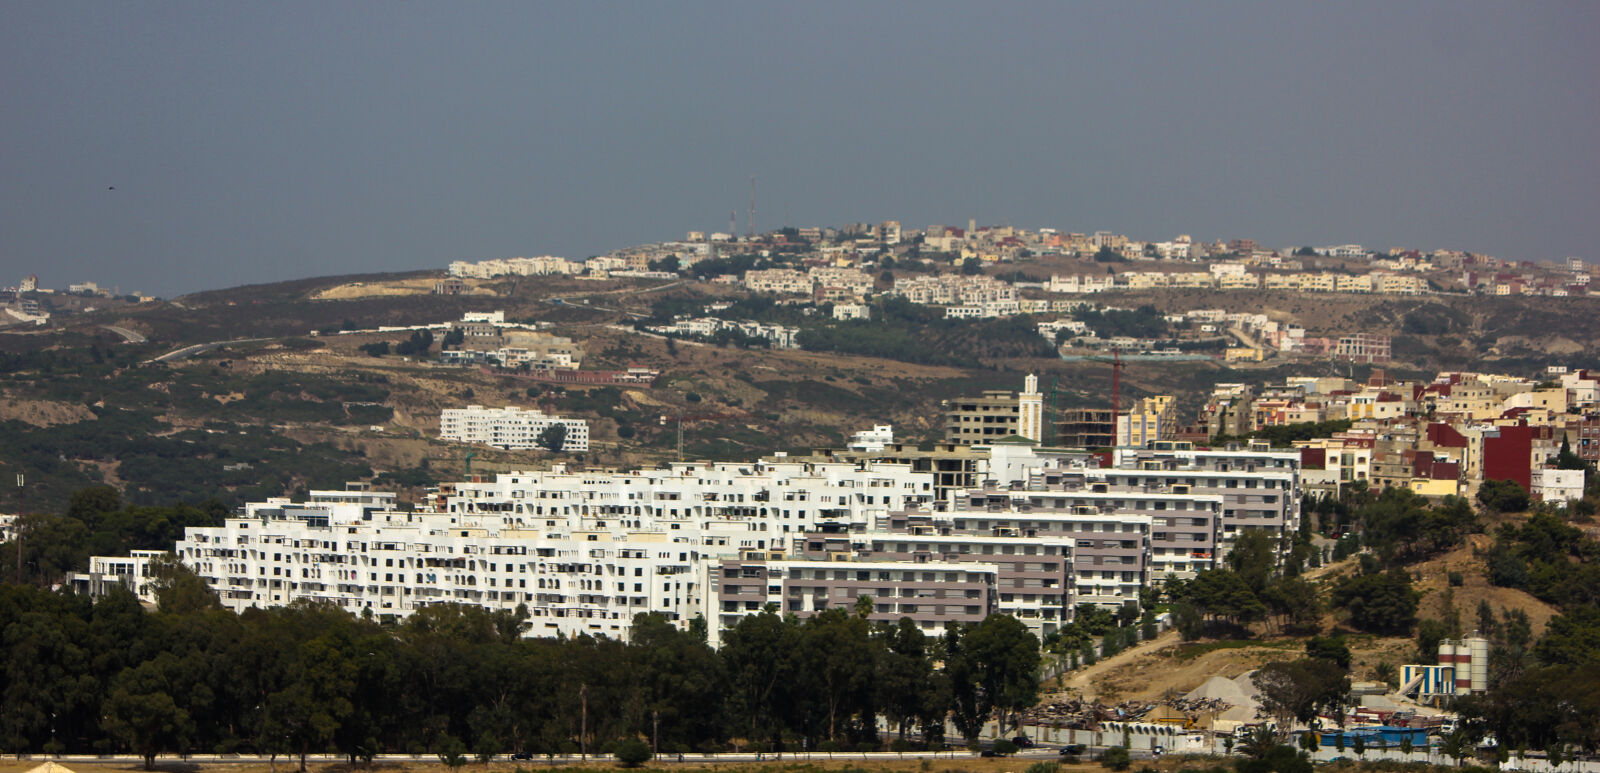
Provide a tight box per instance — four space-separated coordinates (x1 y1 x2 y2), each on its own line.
1078 347 1126 445
662 411 755 461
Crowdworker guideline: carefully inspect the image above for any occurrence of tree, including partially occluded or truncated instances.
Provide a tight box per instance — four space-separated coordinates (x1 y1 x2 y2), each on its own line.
1477 479 1530 513
1251 660 1348 737
1373 662 1397 689
1331 569 1418 635
961 614 1041 737
613 738 652 767
1227 530 1277 593
1237 726 1277 758
101 657 196 770
435 733 468 768
1099 746 1131 770
538 423 568 453
1179 569 1266 630
1304 635 1351 670
1440 729 1475 767
879 619 933 740
1555 437 1587 471
1263 576 1321 633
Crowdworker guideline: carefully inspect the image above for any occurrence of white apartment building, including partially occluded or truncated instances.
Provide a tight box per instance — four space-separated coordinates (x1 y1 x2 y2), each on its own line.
743 269 812 295
809 267 874 298
76 442 1305 642
449 256 575 278
649 317 799 349
833 303 871 321
440 405 590 452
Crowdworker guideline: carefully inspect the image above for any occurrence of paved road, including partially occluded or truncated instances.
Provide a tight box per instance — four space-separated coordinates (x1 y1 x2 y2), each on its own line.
146 338 269 364
101 325 147 343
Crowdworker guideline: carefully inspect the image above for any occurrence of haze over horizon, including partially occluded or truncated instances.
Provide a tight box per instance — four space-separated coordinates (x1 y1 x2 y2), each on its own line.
3 2 1597 297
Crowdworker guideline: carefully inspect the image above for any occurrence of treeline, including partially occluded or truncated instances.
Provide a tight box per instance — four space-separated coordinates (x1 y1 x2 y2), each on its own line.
1 487 227 585
1213 419 1354 448
799 305 1055 367
0 583 1041 767
1458 512 1600 754
1070 305 1170 340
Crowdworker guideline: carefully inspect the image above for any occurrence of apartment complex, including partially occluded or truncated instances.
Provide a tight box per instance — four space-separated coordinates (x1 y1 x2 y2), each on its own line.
439 405 590 452
79 438 1305 642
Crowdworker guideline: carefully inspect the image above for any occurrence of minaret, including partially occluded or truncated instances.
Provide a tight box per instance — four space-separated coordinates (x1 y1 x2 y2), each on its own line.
1019 373 1043 443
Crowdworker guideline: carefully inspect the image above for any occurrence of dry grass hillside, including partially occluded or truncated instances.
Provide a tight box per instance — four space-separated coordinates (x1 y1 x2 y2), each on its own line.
1046 515 1566 705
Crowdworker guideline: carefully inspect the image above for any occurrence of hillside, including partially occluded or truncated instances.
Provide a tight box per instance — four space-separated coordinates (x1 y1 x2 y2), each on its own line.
2 268 1597 511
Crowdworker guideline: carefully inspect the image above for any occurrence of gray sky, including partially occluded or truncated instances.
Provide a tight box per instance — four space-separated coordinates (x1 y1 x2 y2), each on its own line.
3 2 1596 297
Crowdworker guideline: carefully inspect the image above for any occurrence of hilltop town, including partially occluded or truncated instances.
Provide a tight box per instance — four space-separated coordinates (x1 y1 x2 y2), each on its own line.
2 220 1597 769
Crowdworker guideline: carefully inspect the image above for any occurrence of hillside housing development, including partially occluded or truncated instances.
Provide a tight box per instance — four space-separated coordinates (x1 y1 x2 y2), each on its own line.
71 441 1301 643
439 405 590 452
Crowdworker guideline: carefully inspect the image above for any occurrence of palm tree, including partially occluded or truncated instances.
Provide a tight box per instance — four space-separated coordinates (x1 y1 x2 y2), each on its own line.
1238 726 1277 759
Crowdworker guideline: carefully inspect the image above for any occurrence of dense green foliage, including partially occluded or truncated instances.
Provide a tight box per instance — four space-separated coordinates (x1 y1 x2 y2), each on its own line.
1455 510 1600 753
1214 419 1354 448
1484 513 1600 610
0 589 1040 762
1476 479 1531 513
1330 569 1418 635
801 300 1055 367
1071 305 1169 340
0 487 225 585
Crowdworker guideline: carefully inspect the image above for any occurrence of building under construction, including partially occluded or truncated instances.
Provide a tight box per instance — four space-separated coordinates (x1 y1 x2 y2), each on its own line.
1056 407 1115 449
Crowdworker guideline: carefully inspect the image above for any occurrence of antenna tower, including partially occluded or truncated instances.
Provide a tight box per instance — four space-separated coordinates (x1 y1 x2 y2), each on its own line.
748 175 756 238
730 210 737 240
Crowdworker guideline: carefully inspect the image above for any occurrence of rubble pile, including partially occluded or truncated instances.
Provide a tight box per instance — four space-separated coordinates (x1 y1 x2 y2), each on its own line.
1022 696 1234 729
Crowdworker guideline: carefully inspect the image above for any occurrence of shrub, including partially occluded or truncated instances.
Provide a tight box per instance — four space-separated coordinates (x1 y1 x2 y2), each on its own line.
993 739 1019 756
1026 763 1060 773
436 733 468 768
613 738 652 768
1100 746 1132 771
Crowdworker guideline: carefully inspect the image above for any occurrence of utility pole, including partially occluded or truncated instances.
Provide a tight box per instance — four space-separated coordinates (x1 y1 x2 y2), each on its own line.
14 473 21 585
652 710 660 755
580 683 588 761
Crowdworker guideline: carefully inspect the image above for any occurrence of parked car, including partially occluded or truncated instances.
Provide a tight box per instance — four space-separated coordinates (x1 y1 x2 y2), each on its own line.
1012 736 1036 748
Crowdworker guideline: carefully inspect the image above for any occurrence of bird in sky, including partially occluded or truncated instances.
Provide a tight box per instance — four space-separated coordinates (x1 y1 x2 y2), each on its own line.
108 186 115 190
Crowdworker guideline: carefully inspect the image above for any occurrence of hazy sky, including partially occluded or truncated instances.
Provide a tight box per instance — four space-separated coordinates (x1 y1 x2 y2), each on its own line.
3 2 1596 297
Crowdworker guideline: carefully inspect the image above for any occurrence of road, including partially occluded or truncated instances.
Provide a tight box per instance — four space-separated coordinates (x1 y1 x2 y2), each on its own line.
12 748 1062 766
145 338 270 364
101 325 146 343
545 278 691 319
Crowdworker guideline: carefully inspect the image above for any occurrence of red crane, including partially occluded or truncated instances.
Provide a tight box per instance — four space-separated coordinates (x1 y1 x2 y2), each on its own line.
1110 346 1124 427
1082 347 1126 446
